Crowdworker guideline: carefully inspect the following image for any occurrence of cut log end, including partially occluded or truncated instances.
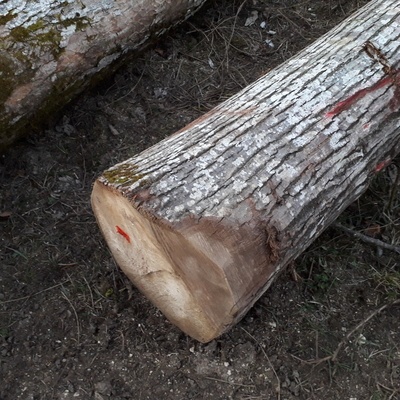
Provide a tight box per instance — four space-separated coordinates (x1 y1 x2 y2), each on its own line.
91 180 278 342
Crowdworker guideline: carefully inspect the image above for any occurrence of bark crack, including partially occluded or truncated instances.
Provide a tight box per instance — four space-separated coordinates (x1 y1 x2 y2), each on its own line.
264 224 280 263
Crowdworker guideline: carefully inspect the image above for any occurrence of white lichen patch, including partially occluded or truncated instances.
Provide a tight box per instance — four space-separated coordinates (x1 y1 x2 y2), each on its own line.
292 130 317 148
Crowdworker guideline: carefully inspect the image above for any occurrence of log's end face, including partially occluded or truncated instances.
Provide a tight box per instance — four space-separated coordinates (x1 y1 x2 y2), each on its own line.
91 176 282 342
91 179 241 342
177 213 281 312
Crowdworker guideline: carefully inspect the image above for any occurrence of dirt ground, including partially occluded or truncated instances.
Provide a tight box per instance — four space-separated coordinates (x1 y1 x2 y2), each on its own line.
1 0 400 399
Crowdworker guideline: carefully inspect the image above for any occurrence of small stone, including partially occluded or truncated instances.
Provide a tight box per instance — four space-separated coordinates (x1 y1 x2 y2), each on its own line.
289 381 299 396
94 380 112 396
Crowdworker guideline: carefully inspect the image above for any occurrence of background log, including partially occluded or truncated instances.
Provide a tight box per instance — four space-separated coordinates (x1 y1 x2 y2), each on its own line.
91 0 400 342
0 0 207 151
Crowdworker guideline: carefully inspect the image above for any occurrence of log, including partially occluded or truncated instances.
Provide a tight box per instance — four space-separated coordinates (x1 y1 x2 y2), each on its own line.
0 0 207 151
91 0 400 342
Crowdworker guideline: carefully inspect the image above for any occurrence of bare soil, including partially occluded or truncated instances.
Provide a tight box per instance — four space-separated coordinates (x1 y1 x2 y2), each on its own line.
1 1 400 399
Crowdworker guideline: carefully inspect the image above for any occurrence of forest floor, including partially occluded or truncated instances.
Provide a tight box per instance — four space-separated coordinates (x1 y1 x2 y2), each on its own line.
1 0 400 399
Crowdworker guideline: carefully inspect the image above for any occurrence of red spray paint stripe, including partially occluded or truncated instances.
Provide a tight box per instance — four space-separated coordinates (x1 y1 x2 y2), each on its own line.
374 159 391 173
326 75 392 117
116 226 131 243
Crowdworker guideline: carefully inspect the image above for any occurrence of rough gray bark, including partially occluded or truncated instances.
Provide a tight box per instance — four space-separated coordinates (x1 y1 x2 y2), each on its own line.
0 0 208 151
91 0 400 342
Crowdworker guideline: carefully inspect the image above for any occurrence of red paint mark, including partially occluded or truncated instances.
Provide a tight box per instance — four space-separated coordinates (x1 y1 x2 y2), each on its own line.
362 122 370 130
326 41 400 118
326 76 392 118
116 226 131 243
374 159 391 173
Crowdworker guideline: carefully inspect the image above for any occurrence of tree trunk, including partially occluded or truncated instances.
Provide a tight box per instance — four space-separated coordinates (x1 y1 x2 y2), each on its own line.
0 0 207 151
91 0 400 342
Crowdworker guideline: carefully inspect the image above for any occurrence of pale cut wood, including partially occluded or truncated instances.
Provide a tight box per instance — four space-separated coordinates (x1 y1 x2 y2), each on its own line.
91 0 400 342
0 0 207 151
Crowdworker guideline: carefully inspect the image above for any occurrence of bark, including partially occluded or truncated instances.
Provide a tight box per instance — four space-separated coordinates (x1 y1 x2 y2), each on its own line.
91 0 400 342
0 0 208 151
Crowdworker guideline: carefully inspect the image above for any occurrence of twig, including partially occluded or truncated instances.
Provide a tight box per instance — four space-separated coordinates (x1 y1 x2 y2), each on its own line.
241 327 281 400
204 376 254 388
292 299 400 365
387 162 400 211
330 299 400 362
4 246 28 260
224 0 247 70
61 288 81 345
333 222 400 254
377 382 400 400
110 66 146 104
1 281 69 304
